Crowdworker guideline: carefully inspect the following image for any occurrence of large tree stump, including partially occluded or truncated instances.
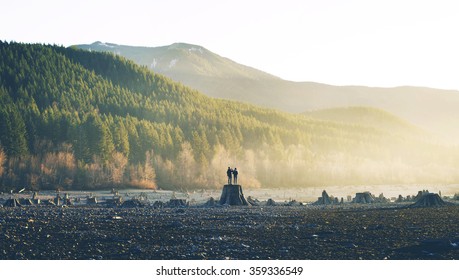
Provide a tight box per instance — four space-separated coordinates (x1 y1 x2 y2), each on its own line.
411 193 446 208
353 192 375 203
219 185 249 206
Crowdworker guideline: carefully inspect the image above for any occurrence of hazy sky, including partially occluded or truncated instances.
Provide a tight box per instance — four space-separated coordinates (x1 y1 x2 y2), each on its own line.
2 0 459 89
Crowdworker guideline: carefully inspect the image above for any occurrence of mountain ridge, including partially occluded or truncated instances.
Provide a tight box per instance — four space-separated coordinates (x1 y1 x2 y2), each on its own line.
76 41 279 80
74 41 459 143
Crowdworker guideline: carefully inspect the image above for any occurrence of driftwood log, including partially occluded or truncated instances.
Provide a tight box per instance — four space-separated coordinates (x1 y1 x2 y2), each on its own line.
219 184 249 206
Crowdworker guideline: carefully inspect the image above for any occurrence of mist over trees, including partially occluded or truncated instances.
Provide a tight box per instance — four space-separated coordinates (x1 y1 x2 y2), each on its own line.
0 41 458 191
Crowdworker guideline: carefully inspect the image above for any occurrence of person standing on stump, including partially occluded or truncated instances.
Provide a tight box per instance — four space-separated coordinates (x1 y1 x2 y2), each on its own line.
233 167 238 184
227 167 233 184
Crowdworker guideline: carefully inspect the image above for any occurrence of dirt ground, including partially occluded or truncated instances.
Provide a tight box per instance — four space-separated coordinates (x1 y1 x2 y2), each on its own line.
1 205 459 260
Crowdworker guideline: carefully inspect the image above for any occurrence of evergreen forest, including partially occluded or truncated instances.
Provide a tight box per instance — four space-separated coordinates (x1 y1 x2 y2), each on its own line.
1 41 458 191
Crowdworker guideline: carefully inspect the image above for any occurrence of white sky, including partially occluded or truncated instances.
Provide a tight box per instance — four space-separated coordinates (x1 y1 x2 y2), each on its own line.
1 0 459 90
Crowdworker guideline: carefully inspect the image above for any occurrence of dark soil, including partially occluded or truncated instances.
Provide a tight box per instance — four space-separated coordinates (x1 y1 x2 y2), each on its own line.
1 205 459 260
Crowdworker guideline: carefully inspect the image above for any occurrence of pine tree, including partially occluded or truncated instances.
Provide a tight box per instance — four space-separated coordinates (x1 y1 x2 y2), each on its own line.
83 114 114 162
0 106 28 156
112 119 130 157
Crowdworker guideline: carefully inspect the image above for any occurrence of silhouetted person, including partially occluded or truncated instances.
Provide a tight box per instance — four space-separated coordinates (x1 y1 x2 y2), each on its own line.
233 168 238 184
227 167 233 184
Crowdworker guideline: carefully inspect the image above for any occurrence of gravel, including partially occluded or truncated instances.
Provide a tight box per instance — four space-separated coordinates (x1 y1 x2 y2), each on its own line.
1 205 459 260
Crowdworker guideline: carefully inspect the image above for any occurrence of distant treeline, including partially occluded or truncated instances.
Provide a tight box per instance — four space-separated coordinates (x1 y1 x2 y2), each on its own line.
0 41 458 191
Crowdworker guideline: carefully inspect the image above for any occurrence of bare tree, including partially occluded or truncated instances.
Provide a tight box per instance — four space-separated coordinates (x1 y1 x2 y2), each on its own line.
0 147 5 176
108 152 128 184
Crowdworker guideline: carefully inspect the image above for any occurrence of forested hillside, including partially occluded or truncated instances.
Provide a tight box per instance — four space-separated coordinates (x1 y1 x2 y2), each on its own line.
303 107 426 138
1 41 458 191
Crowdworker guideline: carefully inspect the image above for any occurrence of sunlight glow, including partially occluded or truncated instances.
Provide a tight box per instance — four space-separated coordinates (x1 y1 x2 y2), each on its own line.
1 0 459 89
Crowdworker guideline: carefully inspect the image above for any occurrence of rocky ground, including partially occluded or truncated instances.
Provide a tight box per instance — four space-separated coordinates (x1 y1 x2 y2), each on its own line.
1 205 459 260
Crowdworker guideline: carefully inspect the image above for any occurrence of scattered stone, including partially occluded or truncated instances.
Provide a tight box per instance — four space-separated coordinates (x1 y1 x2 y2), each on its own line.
395 238 459 259
153 201 165 208
287 200 302 206
63 199 72 206
41 199 56 206
19 198 35 206
169 221 184 228
121 198 148 208
138 192 148 201
3 198 21 207
106 196 123 207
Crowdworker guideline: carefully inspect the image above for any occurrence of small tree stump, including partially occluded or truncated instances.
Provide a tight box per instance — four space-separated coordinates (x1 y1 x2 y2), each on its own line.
314 190 332 205
219 185 249 206
167 199 188 207
204 197 217 207
87 197 98 205
266 198 276 206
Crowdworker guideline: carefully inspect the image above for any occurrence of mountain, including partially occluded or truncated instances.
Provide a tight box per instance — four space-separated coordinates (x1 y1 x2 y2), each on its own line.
1 41 458 191
75 42 459 143
74 41 279 104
